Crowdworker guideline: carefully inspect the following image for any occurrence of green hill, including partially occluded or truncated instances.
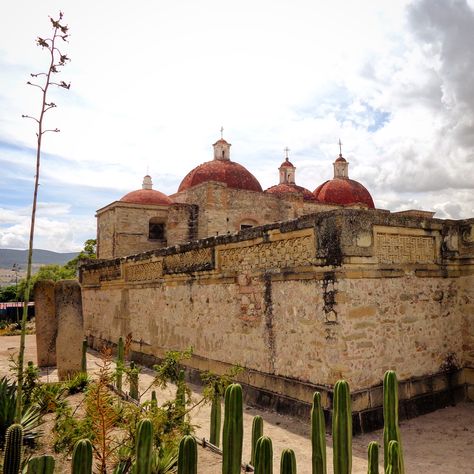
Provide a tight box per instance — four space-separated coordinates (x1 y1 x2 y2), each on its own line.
0 248 79 269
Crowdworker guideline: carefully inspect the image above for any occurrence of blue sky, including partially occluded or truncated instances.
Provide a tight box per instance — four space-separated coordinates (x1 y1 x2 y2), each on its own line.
1 0 473 251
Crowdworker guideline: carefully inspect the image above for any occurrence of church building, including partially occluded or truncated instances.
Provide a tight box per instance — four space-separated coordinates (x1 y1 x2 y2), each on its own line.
96 135 376 259
81 133 473 432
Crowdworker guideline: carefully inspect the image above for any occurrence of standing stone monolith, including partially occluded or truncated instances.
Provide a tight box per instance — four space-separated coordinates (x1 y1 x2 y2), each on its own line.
33 280 57 367
55 280 84 380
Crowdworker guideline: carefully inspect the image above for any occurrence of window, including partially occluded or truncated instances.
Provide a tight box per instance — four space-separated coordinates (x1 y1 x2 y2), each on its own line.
240 224 253 230
149 218 165 240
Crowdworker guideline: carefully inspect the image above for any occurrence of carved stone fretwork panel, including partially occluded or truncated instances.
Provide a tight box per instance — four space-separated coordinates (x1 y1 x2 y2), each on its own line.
163 248 214 274
98 263 122 281
375 232 435 264
218 235 315 272
125 261 163 282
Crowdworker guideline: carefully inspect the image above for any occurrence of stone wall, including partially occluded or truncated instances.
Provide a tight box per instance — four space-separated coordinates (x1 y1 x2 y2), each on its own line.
96 202 170 259
81 209 474 427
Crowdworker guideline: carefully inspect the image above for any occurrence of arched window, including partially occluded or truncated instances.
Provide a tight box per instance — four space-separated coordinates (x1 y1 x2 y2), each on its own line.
149 218 165 240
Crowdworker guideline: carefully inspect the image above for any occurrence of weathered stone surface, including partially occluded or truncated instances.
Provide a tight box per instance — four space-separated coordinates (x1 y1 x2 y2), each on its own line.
33 280 57 367
81 210 474 417
55 280 84 380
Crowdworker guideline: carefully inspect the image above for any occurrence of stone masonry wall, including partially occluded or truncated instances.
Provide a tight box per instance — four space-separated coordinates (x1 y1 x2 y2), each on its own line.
82 210 474 411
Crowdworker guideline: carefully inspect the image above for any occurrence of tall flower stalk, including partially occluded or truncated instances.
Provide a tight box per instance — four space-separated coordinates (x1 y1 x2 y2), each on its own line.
16 12 70 422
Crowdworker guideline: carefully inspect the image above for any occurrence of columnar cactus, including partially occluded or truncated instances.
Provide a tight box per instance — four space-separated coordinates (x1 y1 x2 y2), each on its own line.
254 436 273 474
27 455 55 474
222 383 243 474
250 415 264 467
210 391 221 447
81 338 87 373
129 361 139 401
135 419 153 474
280 448 297 474
178 435 198 474
366 442 379 474
2 424 23 474
383 371 404 473
150 390 158 410
71 439 93 474
176 369 186 417
116 336 125 391
385 440 401 474
311 392 326 474
332 380 352 474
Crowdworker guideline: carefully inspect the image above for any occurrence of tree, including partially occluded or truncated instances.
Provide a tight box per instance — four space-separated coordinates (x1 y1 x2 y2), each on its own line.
64 238 97 273
16 239 97 301
0 286 18 303
16 12 70 422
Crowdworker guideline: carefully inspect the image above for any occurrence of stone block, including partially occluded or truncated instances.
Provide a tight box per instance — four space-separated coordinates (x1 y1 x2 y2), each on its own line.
348 305 377 319
351 390 369 411
368 385 383 408
55 280 84 381
33 280 57 367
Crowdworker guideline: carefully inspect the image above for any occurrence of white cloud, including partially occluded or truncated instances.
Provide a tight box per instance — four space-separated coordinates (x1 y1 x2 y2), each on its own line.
0 0 473 251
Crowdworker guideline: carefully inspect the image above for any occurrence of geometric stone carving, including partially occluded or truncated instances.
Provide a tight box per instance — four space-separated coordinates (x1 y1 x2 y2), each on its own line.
219 235 315 272
163 248 213 274
99 263 122 281
375 232 435 264
125 260 163 282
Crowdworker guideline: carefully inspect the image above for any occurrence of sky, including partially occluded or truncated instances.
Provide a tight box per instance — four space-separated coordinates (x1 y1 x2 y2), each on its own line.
1 0 473 252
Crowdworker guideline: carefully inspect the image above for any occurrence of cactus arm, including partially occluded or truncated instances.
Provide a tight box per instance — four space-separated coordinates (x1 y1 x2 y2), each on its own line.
383 371 404 474
254 436 273 474
116 337 124 392
311 392 326 474
81 338 87 373
366 441 379 474
2 424 23 474
177 435 197 474
210 393 222 447
222 384 243 474
386 440 401 474
27 455 55 474
71 439 93 474
135 419 153 474
250 415 264 467
280 448 297 474
332 380 352 474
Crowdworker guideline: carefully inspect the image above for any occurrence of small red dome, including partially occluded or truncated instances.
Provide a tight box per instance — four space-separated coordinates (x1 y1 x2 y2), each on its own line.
120 189 173 206
313 178 375 208
279 159 295 168
265 183 316 201
178 160 263 193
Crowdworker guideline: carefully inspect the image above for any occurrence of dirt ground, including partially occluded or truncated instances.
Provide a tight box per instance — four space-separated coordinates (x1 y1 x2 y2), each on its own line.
1 335 473 473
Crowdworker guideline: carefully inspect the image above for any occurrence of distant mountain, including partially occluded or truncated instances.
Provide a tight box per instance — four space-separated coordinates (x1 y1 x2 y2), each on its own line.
0 249 79 269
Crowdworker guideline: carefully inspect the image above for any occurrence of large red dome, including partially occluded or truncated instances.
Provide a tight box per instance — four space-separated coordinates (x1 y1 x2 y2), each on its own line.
178 159 263 193
120 189 172 206
313 178 375 208
265 183 316 201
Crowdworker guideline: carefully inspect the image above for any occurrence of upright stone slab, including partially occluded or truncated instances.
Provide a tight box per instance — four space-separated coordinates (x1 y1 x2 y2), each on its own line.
55 280 84 380
33 280 57 367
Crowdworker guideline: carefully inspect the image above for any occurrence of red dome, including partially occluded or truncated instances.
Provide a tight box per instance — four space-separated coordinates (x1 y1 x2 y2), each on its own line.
120 189 173 206
313 178 375 208
279 159 295 168
178 160 263 193
265 183 316 201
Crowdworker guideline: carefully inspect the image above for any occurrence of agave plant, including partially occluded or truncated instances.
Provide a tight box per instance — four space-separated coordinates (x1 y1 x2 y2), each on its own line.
0 377 43 446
